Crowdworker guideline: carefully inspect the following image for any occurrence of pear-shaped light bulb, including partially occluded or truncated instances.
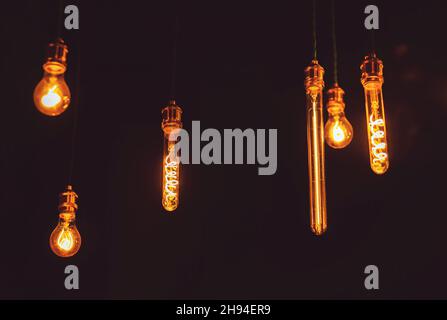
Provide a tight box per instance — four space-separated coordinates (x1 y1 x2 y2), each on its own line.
34 38 71 117
324 84 353 149
49 185 81 258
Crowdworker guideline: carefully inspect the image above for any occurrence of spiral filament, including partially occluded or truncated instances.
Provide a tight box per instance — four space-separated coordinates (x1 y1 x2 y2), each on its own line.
361 53 389 175
369 114 387 165
161 100 183 212
305 60 327 236
163 142 180 211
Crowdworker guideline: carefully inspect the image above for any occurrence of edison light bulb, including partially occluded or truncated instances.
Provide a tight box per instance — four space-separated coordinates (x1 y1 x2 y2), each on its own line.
34 38 71 117
49 185 81 258
324 84 353 149
361 53 389 175
161 100 183 212
305 60 327 236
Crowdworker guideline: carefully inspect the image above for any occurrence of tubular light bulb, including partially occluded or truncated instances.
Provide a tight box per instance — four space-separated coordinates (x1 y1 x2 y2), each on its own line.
49 185 81 258
161 100 183 212
305 60 327 236
324 84 353 149
34 38 71 116
361 53 389 175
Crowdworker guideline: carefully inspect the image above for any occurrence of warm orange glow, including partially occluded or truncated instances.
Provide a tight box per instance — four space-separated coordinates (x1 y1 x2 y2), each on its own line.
50 222 81 257
162 142 180 211
324 85 353 149
361 53 389 175
305 60 327 236
34 39 71 117
161 101 183 212
41 85 62 107
332 122 345 142
49 186 81 258
34 69 71 116
57 227 74 251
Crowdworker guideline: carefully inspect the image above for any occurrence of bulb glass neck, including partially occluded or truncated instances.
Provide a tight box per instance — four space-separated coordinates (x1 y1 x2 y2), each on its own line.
43 61 67 75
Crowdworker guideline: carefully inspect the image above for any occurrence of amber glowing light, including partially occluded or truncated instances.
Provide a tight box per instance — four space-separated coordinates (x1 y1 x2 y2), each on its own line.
161 101 183 212
34 38 71 117
324 84 353 149
49 185 81 258
361 53 389 175
305 60 327 236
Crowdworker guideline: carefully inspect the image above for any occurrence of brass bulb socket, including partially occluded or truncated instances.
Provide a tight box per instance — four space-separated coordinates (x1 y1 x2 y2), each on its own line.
361 53 384 86
326 84 346 114
45 38 68 74
162 100 183 135
305 60 325 92
58 185 78 218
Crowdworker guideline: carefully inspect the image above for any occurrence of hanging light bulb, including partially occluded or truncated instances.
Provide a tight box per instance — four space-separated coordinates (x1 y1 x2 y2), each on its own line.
305 60 327 236
34 38 71 117
361 53 389 175
161 100 183 212
324 84 353 149
49 185 81 258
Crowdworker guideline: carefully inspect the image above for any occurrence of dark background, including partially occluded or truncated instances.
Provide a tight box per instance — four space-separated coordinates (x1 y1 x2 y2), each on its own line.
0 0 445 299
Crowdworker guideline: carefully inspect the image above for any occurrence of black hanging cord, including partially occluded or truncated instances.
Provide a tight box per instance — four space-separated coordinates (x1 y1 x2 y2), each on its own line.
370 28 376 54
68 44 81 185
312 0 318 60
57 0 65 39
170 14 179 101
331 0 338 84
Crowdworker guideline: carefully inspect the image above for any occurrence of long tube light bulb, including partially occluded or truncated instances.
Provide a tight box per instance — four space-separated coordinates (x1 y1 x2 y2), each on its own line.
361 53 390 175
305 60 327 236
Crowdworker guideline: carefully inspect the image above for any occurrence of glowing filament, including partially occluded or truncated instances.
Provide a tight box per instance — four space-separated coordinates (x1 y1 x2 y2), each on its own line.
57 228 74 251
332 122 345 143
369 113 387 166
163 143 179 211
41 86 62 108
305 60 327 236
363 90 389 174
361 53 389 175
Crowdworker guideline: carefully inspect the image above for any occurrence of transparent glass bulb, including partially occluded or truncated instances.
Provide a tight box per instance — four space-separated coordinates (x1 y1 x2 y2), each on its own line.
49 185 81 258
325 114 353 148
34 64 71 116
361 53 389 175
34 39 71 117
161 101 183 212
305 60 327 236
49 217 81 258
325 85 353 149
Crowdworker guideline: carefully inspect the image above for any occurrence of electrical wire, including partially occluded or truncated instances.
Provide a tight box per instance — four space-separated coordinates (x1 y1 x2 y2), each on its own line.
68 42 81 185
331 0 338 84
170 12 179 101
57 0 65 39
312 0 318 60
370 28 376 54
